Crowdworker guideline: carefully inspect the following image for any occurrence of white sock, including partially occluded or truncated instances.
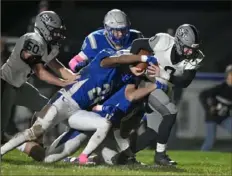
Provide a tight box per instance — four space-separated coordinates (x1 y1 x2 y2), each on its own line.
82 128 109 155
16 143 27 152
156 143 166 153
1 131 28 155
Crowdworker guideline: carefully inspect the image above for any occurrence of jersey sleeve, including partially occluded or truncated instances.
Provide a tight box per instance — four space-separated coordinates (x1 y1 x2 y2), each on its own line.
148 33 172 52
81 34 99 61
95 49 116 62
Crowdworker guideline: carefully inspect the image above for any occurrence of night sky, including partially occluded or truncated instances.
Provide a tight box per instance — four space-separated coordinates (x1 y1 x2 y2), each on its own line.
2 1 230 36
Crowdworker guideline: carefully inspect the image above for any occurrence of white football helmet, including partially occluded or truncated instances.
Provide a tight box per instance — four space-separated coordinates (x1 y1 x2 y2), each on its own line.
34 11 66 44
104 9 131 46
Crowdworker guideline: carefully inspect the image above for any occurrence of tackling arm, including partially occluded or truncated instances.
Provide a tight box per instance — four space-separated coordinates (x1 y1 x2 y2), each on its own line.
33 63 70 87
47 59 77 81
125 83 156 102
20 50 73 87
100 55 141 67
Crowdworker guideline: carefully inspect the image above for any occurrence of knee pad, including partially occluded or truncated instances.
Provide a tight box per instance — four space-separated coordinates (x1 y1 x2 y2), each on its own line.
148 89 178 116
166 103 178 115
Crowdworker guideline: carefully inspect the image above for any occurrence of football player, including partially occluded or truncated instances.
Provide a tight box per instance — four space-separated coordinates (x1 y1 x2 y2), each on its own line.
1 48 158 164
68 9 143 72
35 77 168 164
126 24 205 166
1 11 77 144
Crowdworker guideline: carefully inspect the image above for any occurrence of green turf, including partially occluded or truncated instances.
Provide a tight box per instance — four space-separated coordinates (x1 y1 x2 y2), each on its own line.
1 150 231 175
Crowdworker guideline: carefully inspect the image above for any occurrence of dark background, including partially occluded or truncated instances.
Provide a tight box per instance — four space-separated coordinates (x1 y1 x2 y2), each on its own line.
1 1 232 72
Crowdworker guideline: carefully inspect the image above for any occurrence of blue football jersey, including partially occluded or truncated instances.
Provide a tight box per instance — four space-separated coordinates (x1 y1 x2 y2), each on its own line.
64 48 125 109
97 83 136 125
81 29 143 62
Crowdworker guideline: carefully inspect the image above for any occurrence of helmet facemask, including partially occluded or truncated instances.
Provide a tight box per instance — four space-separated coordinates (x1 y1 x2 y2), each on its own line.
175 38 200 60
46 24 66 45
175 24 201 60
105 25 130 46
104 9 131 47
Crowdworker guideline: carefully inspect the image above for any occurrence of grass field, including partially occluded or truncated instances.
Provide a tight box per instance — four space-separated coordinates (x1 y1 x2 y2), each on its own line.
1 149 231 175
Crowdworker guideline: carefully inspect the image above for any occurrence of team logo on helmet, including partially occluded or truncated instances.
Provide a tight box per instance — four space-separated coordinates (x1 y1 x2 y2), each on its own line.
40 14 54 23
177 28 188 39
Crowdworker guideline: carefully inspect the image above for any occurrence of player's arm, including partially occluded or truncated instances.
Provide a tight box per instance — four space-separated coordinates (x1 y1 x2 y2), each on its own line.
47 58 77 81
69 35 97 72
125 80 168 102
21 40 74 87
100 54 157 68
32 63 72 87
125 83 156 102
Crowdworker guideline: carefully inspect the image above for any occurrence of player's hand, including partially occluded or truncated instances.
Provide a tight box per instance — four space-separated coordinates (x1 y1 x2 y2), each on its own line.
66 73 81 82
130 66 145 76
147 64 170 80
146 64 160 77
155 80 168 92
141 55 158 65
61 79 77 87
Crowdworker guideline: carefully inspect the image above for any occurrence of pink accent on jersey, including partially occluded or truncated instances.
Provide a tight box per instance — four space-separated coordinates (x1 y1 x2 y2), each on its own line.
69 54 85 71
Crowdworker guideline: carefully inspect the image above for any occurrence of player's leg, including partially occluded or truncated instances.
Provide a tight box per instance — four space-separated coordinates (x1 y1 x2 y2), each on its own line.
1 92 71 156
148 89 178 166
0 104 57 156
13 82 49 155
94 129 127 165
68 110 112 164
111 129 136 165
220 117 232 133
134 110 163 153
1 80 18 143
201 121 217 151
44 129 88 163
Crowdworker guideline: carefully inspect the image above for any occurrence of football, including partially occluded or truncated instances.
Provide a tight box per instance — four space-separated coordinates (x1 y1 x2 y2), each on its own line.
135 49 152 71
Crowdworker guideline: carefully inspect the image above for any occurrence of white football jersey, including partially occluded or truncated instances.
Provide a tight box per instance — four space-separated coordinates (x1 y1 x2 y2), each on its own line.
148 33 204 85
1 32 59 88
